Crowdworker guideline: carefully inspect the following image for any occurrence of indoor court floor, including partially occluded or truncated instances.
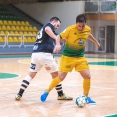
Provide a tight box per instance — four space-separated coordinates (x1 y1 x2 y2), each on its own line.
0 54 117 117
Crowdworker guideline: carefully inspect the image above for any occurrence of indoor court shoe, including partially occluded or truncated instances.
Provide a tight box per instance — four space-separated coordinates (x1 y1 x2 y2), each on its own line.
57 93 73 100
86 97 96 104
40 91 49 102
15 93 22 100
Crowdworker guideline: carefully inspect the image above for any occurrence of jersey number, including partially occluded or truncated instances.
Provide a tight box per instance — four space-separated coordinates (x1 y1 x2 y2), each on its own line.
36 28 43 43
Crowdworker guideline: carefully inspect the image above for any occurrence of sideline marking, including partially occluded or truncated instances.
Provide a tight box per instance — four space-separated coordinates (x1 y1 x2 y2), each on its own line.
0 72 20 79
104 114 117 117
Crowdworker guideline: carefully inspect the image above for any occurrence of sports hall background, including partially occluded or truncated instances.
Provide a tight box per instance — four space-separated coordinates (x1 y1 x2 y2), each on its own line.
0 0 117 54
1 1 117 117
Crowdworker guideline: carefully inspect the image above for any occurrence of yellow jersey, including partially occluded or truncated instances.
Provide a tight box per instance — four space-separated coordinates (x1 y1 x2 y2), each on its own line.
60 24 91 57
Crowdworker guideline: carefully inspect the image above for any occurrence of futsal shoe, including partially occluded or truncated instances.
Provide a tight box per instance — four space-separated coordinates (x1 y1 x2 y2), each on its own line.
15 93 22 100
57 93 73 100
40 91 49 102
86 97 96 104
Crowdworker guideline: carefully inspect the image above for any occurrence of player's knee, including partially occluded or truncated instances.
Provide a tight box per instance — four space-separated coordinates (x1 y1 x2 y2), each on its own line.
58 72 67 81
50 71 58 79
83 74 91 79
28 72 37 78
45 67 51 70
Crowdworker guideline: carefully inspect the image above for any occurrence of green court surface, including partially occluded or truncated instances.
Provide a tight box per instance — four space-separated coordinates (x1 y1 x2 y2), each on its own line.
0 55 31 58
104 114 117 117
88 61 117 66
0 73 19 79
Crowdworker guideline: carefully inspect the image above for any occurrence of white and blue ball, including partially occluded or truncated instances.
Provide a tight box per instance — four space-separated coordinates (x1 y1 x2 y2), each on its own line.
75 95 86 107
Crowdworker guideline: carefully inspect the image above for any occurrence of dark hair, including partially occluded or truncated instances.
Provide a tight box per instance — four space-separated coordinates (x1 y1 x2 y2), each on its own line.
76 14 86 23
50 17 61 23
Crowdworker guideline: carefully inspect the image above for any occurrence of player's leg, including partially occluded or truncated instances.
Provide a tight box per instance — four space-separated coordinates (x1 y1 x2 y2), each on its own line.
43 53 64 97
15 72 37 100
40 55 74 102
79 70 96 104
40 72 67 102
79 70 91 97
75 57 96 104
50 71 73 100
15 53 42 100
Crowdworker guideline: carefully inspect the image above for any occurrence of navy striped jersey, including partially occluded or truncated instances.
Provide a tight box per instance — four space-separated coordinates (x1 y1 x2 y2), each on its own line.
32 23 56 53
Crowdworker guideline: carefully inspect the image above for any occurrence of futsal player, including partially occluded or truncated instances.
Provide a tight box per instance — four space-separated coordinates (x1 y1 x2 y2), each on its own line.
40 14 100 104
15 17 73 100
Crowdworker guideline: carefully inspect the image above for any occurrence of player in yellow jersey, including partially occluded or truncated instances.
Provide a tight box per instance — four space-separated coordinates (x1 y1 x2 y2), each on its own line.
40 14 100 104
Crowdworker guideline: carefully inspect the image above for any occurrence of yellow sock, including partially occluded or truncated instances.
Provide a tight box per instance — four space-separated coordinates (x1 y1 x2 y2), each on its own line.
46 77 62 93
83 78 90 97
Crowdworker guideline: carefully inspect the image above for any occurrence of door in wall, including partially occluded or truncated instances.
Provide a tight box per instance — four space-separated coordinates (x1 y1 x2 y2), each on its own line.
98 27 106 52
106 26 115 53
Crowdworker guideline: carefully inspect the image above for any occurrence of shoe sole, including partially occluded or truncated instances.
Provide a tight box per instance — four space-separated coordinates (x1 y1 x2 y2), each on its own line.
15 98 20 100
15 95 21 100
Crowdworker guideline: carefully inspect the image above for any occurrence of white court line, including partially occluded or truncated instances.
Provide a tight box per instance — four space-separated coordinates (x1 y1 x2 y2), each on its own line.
63 84 116 90
98 96 113 99
91 86 116 90
6 79 117 90
18 59 29 64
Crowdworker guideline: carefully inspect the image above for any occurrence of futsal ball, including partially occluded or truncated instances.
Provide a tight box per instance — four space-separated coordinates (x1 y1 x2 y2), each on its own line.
75 95 86 107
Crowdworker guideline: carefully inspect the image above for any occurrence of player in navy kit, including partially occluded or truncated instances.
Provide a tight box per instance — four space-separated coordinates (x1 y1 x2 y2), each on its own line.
15 17 73 100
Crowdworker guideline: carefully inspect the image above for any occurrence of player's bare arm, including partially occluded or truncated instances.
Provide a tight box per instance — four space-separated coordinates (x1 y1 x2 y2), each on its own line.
88 34 100 48
54 35 61 53
45 26 57 40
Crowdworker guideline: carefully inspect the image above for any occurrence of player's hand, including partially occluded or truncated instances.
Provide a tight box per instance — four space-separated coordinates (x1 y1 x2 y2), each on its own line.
60 39 66 42
96 42 100 48
53 45 61 54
